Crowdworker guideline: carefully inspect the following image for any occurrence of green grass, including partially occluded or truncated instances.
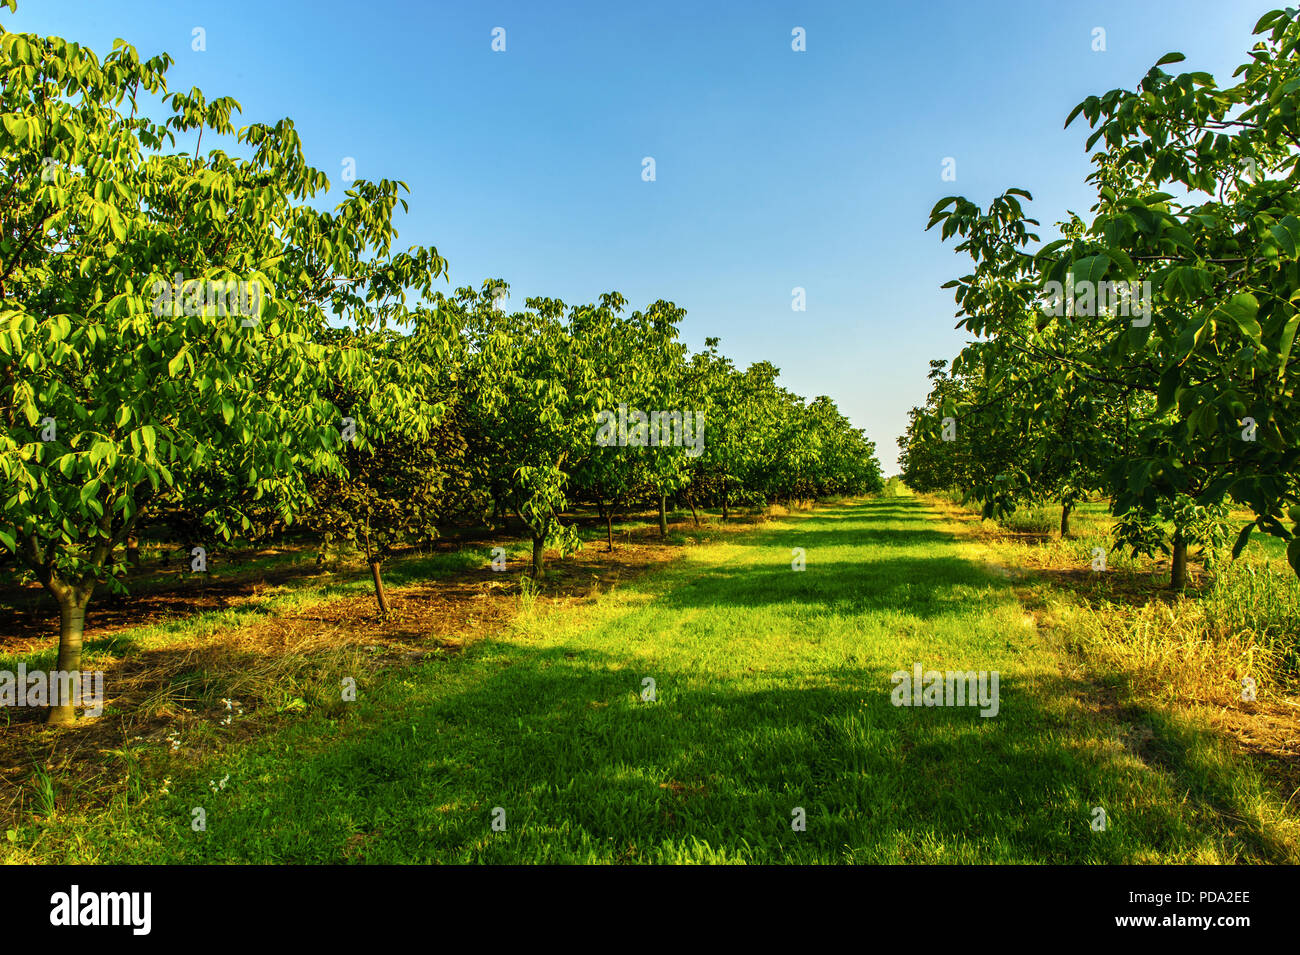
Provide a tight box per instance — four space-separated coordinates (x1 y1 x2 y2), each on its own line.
6 498 1295 863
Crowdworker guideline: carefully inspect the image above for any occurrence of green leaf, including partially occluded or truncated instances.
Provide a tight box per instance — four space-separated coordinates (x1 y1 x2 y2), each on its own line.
2 113 28 141
1254 11 1281 33
1270 215 1300 258
79 479 101 506
1070 253 1110 289
1157 365 1182 413
1175 313 1214 360
107 207 127 242
1217 293 1261 344
1231 522 1254 559
1277 313 1300 377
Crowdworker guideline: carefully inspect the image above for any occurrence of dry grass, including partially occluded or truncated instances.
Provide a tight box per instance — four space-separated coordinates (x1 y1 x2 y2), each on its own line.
1043 596 1290 707
921 491 1300 812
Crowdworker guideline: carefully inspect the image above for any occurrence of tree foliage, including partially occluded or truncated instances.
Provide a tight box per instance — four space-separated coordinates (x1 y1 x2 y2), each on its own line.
0 5 883 723
902 8 1300 587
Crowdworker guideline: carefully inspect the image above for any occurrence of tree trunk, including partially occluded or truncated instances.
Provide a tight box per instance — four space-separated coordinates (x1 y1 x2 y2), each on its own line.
722 480 730 522
597 501 613 552
369 560 390 615
361 521 388 614
126 534 140 568
1060 502 1072 539
1170 530 1188 590
531 534 545 577
47 584 93 724
687 492 700 527
658 493 668 538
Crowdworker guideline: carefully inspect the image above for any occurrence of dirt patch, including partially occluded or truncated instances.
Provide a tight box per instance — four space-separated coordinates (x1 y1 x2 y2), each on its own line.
0 561 336 653
0 512 759 826
0 511 754 652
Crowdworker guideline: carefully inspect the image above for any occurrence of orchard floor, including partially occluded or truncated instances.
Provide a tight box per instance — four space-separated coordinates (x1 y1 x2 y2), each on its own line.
6 497 1297 863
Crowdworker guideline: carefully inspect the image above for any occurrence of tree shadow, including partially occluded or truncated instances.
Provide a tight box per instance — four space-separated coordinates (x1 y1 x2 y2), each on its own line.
650 557 1012 618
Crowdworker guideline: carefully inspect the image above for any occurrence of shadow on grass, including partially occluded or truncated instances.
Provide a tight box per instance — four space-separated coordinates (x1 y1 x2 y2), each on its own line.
118 636 1292 864
651 557 1009 618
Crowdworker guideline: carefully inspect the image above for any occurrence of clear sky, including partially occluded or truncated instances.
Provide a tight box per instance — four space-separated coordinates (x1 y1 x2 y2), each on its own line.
8 0 1269 472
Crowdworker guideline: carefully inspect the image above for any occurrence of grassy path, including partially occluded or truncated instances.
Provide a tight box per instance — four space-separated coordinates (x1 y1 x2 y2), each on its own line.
28 497 1295 862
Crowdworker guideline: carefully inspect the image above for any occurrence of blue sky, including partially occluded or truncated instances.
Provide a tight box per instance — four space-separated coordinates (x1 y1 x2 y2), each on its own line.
8 0 1268 472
